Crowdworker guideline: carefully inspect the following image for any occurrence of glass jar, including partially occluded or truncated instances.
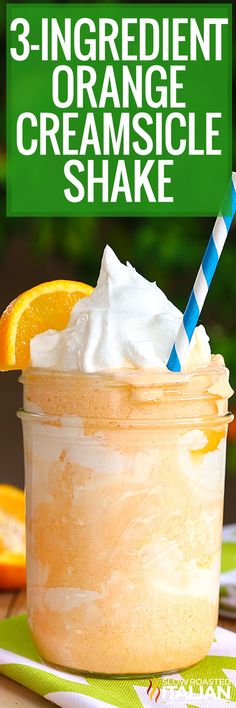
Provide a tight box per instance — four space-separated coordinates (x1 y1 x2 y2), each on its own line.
18 359 233 676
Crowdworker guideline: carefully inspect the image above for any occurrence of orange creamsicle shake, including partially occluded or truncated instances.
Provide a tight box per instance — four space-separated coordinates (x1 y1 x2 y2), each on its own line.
18 246 233 675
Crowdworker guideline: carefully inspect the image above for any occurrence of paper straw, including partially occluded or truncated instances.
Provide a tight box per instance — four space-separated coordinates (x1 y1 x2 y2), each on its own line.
167 172 236 372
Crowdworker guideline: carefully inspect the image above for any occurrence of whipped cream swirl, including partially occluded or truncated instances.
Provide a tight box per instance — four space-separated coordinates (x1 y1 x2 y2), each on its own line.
30 246 211 372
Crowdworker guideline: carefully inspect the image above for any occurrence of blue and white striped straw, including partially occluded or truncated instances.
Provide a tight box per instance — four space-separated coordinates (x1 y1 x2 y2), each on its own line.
167 172 236 372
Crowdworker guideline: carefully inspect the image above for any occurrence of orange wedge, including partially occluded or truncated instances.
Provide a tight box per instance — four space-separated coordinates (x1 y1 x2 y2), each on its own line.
0 280 93 370
0 484 25 523
0 485 26 589
0 551 26 590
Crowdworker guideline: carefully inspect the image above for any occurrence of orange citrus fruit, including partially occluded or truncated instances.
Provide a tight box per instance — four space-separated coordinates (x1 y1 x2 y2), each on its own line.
0 280 93 370
0 484 26 589
0 484 25 523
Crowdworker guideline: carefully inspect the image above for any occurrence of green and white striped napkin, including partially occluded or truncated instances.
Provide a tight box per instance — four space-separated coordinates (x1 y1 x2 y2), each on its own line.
0 614 236 707
220 523 236 618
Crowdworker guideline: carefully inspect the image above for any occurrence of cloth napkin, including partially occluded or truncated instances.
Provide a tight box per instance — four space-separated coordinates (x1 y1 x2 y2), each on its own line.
220 523 236 618
0 614 236 707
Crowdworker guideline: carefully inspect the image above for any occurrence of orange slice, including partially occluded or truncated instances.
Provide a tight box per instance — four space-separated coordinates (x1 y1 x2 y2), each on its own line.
0 551 26 590
0 485 26 590
0 484 25 522
0 280 93 370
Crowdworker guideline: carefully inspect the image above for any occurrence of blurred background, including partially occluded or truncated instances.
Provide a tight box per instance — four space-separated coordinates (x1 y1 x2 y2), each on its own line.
0 1 235 521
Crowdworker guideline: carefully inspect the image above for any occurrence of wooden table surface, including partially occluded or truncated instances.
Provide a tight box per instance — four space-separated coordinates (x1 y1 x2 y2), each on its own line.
0 591 236 706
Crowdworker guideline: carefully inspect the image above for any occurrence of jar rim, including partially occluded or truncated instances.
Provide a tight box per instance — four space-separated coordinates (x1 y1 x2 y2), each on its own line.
20 360 230 384
19 361 233 404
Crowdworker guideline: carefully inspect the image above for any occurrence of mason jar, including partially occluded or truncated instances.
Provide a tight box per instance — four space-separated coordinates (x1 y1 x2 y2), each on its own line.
18 358 233 676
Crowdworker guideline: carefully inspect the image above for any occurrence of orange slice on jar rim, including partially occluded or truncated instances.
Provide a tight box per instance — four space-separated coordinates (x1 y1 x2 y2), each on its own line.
0 279 93 371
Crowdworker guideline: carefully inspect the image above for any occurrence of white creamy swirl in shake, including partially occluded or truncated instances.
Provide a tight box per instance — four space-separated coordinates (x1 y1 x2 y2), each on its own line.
30 245 211 372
